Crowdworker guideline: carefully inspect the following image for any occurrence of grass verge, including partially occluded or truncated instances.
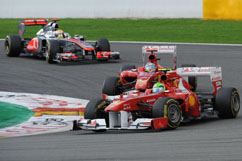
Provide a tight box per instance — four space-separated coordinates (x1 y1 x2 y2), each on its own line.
1 18 242 44
0 102 34 129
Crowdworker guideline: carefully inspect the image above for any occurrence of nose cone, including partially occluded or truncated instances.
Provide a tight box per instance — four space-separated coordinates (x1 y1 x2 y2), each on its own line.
105 100 125 112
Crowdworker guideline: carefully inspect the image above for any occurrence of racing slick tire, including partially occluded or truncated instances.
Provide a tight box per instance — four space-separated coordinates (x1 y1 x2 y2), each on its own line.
102 76 123 95
4 35 22 57
95 38 111 52
46 40 59 64
152 97 182 129
215 87 240 119
181 64 197 92
120 64 136 73
84 98 109 122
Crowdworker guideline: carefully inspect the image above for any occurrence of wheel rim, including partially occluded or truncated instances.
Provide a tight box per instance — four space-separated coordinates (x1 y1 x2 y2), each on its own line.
45 44 51 62
168 104 181 123
232 93 240 113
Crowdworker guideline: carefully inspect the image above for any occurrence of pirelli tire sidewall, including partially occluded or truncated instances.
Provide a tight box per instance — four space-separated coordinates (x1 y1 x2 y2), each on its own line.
215 87 240 119
5 35 22 57
152 97 182 129
46 40 59 64
84 98 109 121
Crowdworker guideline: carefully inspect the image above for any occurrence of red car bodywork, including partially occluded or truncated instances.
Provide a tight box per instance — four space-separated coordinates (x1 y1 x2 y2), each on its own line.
75 46 229 131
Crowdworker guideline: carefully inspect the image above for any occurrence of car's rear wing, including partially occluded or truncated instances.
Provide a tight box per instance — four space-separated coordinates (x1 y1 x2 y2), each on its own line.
142 46 177 69
142 46 176 54
20 19 48 26
176 67 222 95
18 18 60 38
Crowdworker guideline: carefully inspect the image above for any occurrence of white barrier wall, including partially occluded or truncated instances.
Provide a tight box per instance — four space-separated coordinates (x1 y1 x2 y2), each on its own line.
0 0 203 18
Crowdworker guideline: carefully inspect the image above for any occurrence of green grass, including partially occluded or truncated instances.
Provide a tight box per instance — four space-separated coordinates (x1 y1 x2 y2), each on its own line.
1 18 242 44
0 102 34 129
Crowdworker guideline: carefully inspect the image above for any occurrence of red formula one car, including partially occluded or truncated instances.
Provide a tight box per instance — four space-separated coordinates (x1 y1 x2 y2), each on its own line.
4 19 120 64
73 46 240 131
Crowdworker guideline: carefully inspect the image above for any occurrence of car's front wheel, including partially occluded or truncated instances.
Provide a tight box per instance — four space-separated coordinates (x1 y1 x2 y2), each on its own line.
95 38 110 52
46 40 59 64
84 98 109 121
152 97 182 129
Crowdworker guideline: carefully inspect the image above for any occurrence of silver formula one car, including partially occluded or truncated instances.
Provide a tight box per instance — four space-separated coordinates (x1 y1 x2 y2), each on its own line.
4 19 120 64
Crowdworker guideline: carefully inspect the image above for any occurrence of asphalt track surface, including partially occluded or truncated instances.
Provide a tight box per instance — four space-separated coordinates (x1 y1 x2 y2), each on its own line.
0 40 242 161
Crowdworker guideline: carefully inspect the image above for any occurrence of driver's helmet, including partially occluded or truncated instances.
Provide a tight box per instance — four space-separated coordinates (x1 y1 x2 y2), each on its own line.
152 82 166 93
54 29 64 38
145 62 156 72
51 22 59 30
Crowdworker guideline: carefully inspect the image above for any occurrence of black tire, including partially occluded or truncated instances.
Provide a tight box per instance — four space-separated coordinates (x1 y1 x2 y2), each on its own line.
152 97 182 129
102 76 123 95
46 40 59 64
84 98 109 120
120 64 136 73
181 64 197 91
95 38 110 52
215 87 240 119
4 35 22 57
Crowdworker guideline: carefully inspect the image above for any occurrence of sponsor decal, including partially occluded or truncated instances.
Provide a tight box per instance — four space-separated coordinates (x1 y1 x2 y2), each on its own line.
199 67 211 72
214 71 221 75
188 95 195 107
183 67 195 72
123 103 131 110
212 77 222 81
146 98 156 103
142 46 175 54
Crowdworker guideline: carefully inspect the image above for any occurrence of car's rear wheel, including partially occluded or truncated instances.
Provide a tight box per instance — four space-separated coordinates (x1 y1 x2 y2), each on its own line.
181 64 197 91
215 87 240 119
152 97 182 129
46 40 59 64
102 76 123 95
4 35 22 57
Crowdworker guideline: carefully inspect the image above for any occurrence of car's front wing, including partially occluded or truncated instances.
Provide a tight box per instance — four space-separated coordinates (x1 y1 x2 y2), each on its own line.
73 117 168 131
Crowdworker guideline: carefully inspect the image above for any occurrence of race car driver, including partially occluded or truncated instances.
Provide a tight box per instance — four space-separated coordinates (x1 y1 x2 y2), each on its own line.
152 82 166 93
54 29 65 38
145 62 156 72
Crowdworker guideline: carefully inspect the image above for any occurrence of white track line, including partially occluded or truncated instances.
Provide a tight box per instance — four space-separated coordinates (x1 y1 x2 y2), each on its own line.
108 41 242 47
1 39 242 47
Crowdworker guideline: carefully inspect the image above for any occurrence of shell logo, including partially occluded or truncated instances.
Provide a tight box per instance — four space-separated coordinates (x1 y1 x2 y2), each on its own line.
189 95 195 107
